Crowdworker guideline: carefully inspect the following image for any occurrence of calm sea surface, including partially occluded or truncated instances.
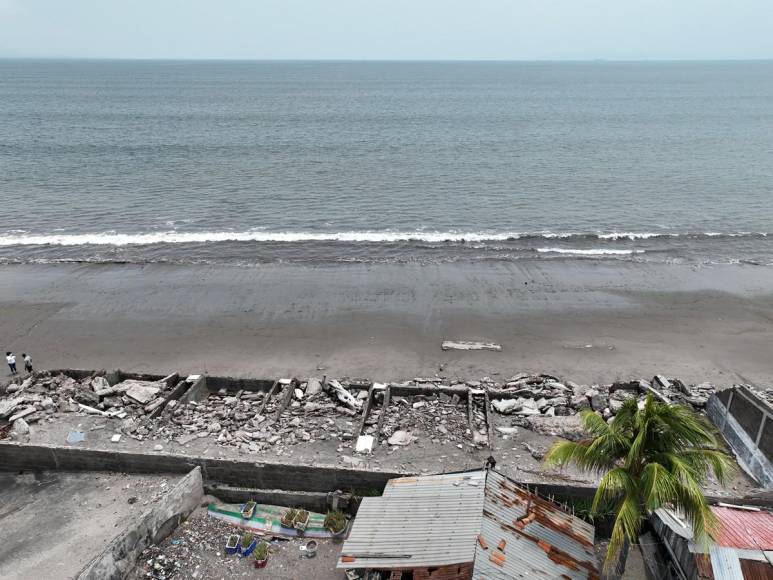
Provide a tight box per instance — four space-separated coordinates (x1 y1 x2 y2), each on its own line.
1 60 772 265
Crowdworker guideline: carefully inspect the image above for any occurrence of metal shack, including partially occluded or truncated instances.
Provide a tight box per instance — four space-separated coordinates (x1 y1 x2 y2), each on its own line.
651 504 773 579
337 468 599 580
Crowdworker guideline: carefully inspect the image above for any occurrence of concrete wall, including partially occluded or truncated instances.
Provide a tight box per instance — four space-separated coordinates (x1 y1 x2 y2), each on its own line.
205 483 350 514
0 442 403 492
707 386 773 489
77 467 203 580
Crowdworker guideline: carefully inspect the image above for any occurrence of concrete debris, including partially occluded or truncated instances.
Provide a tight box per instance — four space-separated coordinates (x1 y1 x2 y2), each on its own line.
0 371 177 439
325 379 362 411
0 369 723 462
525 415 585 441
492 399 521 414
387 430 414 446
11 417 30 439
355 434 374 454
125 382 162 405
441 340 502 352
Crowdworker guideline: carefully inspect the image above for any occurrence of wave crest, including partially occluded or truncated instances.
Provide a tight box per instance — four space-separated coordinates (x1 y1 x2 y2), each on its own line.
0 229 768 247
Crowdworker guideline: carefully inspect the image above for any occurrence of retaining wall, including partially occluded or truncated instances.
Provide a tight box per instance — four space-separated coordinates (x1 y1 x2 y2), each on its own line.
77 467 203 580
707 386 773 489
0 441 403 492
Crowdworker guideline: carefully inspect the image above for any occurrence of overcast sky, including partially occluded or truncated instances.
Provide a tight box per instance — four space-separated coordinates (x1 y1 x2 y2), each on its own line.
1 0 772 60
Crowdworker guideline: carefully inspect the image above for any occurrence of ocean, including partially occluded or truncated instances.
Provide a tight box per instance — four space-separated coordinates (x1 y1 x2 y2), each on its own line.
1 59 772 266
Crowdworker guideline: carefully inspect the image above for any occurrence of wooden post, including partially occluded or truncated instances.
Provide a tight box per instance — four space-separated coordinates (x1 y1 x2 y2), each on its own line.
375 385 392 445
483 390 495 449
357 385 375 436
256 380 279 417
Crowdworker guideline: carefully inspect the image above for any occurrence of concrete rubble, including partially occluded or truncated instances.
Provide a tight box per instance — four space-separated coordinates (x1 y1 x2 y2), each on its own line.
0 370 725 453
0 370 177 441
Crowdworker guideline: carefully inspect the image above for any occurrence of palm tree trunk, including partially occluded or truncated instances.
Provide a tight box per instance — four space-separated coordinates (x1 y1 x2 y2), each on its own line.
603 539 630 580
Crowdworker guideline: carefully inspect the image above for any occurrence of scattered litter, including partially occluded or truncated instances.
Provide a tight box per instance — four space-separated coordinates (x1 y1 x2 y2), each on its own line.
111 434 122 443
355 435 375 454
66 430 85 444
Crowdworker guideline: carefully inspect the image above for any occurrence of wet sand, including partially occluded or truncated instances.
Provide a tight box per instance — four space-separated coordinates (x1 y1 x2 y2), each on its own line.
1 261 773 386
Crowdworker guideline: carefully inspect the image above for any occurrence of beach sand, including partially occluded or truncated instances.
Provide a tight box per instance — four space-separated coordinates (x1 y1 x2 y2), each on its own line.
1 261 773 387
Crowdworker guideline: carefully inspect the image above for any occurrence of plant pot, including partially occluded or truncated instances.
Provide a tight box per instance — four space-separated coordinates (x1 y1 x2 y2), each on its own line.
294 511 310 531
280 509 297 529
241 500 257 519
328 524 347 543
240 538 257 558
225 534 241 555
253 556 268 569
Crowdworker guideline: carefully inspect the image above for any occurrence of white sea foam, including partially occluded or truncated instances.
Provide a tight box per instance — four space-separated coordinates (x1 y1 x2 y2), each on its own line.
0 230 522 246
537 247 645 256
0 230 765 247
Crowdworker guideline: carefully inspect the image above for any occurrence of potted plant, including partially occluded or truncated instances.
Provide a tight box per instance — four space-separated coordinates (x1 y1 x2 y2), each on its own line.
253 541 270 568
225 534 241 555
240 532 257 557
324 510 347 539
280 508 297 528
294 509 310 531
241 500 257 519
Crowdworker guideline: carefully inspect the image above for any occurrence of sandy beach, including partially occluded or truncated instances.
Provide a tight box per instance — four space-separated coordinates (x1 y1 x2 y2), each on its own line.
1 260 773 387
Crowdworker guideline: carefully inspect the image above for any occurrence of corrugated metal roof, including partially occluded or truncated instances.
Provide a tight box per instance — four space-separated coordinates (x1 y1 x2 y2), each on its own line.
337 470 486 569
709 546 745 580
711 507 773 551
472 469 599 580
655 507 695 540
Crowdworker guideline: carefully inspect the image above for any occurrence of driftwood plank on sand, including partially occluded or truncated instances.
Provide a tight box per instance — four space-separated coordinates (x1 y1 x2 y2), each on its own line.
441 340 502 352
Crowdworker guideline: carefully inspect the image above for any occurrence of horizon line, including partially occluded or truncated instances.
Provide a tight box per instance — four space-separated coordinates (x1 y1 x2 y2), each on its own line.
2 56 773 63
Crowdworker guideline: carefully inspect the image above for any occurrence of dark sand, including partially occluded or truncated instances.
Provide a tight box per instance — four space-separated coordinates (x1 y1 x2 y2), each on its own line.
2 261 773 386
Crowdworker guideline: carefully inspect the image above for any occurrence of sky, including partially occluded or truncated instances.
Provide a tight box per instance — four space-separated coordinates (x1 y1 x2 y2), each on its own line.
0 0 772 60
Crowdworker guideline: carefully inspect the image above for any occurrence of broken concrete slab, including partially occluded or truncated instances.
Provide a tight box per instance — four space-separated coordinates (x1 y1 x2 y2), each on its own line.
387 430 414 446
355 435 375 454
125 383 161 405
492 399 521 414
525 414 585 441
8 407 36 423
441 340 502 352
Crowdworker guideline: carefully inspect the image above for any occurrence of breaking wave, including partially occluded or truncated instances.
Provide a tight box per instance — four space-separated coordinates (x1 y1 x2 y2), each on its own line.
537 247 645 256
0 230 767 247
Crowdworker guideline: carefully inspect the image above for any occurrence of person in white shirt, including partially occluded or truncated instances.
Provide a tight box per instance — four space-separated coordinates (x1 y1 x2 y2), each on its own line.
6 352 17 375
22 353 33 373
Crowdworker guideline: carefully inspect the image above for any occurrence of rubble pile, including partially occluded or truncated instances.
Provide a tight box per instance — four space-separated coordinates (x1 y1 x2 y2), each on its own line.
0 369 734 451
373 393 470 447
745 384 773 406
154 380 370 455
0 371 176 439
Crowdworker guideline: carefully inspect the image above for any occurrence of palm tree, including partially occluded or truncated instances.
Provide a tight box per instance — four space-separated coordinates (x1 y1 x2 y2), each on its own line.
543 394 734 575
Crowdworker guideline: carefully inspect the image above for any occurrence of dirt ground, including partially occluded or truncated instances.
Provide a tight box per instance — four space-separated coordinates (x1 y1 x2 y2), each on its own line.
130 506 344 580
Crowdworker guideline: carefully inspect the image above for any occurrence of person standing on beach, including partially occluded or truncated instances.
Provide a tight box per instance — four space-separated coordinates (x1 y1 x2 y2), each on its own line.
6 352 17 375
22 353 33 374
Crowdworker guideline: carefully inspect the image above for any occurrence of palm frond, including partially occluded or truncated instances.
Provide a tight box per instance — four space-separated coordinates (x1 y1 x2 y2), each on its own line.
682 448 736 485
543 440 617 473
640 462 676 509
592 467 636 514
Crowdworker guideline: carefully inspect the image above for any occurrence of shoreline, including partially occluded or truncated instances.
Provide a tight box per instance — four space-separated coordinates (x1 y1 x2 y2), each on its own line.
2 260 773 386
